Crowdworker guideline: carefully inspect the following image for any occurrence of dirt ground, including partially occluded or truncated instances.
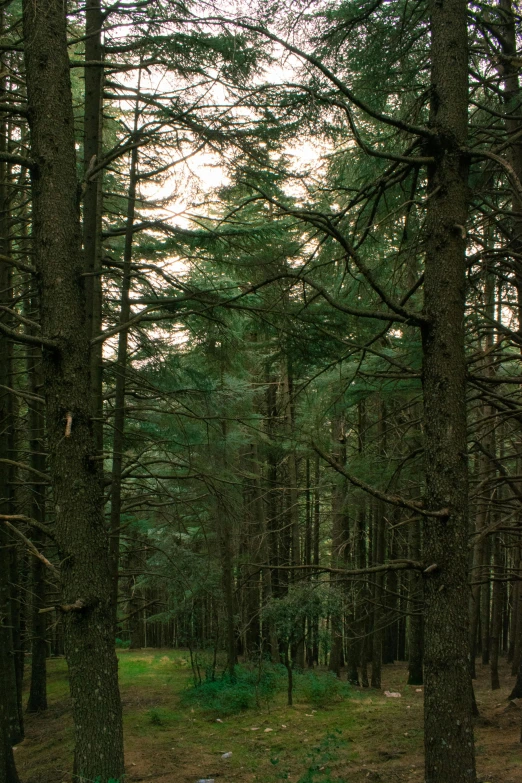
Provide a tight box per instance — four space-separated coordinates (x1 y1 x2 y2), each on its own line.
14 652 522 783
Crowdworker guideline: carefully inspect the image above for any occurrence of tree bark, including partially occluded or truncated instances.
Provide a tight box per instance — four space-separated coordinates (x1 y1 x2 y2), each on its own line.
421 0 476 780
22 1 124 779
0 54 23 748
83 0 104 454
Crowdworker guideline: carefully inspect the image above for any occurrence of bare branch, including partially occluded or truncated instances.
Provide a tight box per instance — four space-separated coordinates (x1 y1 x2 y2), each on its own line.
313 442 448 518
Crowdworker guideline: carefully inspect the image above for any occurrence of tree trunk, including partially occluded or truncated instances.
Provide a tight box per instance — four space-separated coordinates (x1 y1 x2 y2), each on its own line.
328 411 347 677
109 100 140 632
216 497 237 678
26 312 48 713
0 629 19 783
490 533 503 690
421 0 476 780
0 59 23 748
22 1 124 779
371 401 386 689
83 0 104 454
407 520 423 686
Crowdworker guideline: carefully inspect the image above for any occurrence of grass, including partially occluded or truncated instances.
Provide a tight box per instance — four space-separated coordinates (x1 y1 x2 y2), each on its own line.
16 651 521 783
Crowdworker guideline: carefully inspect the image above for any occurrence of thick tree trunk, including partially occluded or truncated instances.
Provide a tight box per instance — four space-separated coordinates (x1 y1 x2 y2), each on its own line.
22 1 124 780
421 1 476 781
83 0 104 454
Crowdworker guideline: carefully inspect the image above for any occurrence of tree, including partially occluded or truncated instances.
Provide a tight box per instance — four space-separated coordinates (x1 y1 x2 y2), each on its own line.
21 0 124 779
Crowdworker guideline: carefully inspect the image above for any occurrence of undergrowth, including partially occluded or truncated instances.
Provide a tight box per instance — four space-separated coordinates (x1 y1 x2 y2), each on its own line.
297 671 350 708
182 662 350 715
182 662 284 714
271 729 347 782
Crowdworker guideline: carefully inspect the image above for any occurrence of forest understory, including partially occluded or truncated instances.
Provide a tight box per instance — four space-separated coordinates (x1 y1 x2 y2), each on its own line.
4 1 522 782
15 651 522 783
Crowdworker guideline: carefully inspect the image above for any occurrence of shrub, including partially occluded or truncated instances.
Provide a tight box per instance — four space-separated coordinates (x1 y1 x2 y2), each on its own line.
147 707 164 726
182 662 283 715
297 671 350 708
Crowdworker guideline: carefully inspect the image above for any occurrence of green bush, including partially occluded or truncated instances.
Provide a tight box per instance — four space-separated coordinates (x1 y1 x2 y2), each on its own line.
182 662 284 715
147 707 164 726
115 637 130 649
297 671 350 708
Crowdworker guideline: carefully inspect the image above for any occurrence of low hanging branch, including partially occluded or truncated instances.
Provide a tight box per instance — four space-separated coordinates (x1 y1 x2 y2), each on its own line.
258 560 427 578
0 513 55 539
312 442 448 519
1 519 59 579
0 319 59 350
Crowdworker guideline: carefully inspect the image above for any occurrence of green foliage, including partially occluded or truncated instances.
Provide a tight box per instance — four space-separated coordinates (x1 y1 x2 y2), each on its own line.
297 671 350 709
147 707 164 726
144 707 181 727
297 730 346 783
182 662 284 715
115 638 130 649
263 584 330 649
271 730 347 783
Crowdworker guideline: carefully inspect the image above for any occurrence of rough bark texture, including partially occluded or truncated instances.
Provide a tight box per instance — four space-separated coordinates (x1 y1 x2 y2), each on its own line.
421 0 476 780
83 0 104 453
22 0 124 780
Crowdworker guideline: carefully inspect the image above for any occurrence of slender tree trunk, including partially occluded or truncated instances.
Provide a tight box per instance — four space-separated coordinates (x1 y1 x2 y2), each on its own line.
371 498 385 688
22 1 124 780
216 494 237 677
481 539 491 664
328 411 347 677
0 630 19 783
371 401 386 689
26 302 48 713
511 551 522 674
109 96 140 632
407 520 424 685
0 60 22 749
490 533 503 690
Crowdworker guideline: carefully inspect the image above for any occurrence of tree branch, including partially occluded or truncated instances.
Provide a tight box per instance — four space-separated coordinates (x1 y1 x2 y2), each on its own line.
312 442 448 518
1 519 59 577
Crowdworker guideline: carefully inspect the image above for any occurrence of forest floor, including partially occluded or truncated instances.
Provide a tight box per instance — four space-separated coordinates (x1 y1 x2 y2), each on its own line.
15 650 522 783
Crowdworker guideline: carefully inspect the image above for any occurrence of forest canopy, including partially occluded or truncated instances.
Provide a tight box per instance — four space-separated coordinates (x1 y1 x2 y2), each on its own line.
1 1 522 783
